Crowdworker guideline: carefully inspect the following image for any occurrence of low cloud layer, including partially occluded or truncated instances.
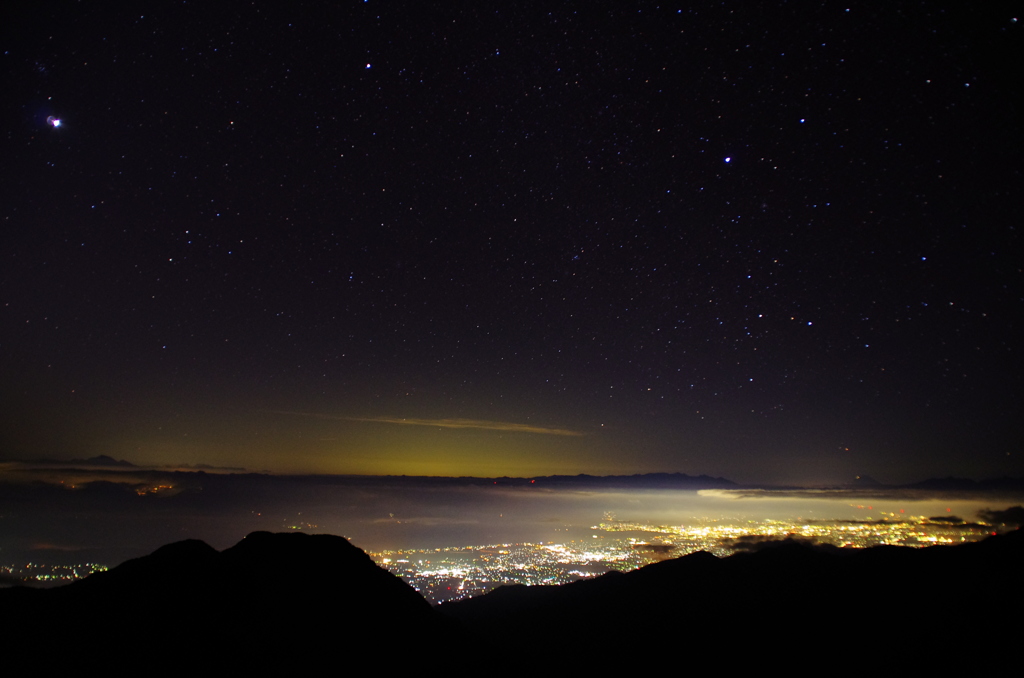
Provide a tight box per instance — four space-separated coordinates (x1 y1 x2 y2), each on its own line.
270 411 584 436
978 506 1024 526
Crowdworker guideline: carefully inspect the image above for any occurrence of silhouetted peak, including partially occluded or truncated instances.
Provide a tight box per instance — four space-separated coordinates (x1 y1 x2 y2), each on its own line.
227 530 372 563
68 538 219 593
905 476 981 490
219 531 425 608
5 531 448 670
151 537 220 560
84 454 135 467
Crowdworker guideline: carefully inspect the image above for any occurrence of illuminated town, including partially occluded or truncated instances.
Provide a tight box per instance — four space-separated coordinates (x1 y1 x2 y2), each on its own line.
372 514 1000 604
1 562 108 586
1 515 1000 599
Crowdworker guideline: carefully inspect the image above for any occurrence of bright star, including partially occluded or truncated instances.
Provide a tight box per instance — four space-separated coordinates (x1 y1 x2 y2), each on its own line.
46 116 61 128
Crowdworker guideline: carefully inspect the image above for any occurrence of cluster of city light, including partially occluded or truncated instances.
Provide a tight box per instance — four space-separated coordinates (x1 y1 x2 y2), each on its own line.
134 484 174 496
2 562 108 585
542 542 630 564
2 515 999 599
597 515 995 555
371 515 1000 604
373 539 656 603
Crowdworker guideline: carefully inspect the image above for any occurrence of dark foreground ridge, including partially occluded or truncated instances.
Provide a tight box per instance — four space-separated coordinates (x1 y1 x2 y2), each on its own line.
444 530 1024 667
6 532 448 670
7 530 1022 670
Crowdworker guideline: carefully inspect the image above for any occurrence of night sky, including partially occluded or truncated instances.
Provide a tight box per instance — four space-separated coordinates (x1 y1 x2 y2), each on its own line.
3 2 1021 484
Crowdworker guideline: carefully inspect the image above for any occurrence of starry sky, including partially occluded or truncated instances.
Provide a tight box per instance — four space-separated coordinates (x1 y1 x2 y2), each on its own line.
2 2 1021 484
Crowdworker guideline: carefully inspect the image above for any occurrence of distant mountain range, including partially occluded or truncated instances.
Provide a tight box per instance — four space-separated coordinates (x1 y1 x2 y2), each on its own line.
10 459 1024 493
24 454 138 467
12 459 1024 495
5 529 1020 671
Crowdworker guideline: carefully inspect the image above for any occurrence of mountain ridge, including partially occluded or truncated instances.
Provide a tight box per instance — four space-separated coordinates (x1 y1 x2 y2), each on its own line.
6 529 1020 671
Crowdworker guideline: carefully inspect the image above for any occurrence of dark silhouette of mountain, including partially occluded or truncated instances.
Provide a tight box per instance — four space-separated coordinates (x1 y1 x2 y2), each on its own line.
4 532 452 671
440 529 1023 670
850 473 885 487
362 472 738 489
979 505 1024 526
77 454 136 467
6 530 1020 671
530 472 737 488
13 453 138 468
905 476 1024 492
906 475 987 491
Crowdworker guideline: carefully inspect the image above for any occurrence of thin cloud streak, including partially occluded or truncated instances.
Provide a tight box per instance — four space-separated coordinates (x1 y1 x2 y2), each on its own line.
268 411 584 437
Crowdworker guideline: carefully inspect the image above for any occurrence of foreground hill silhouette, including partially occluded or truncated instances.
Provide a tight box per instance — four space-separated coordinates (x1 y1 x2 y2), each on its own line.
6 530 1021 670
441 530 1024 668
5 532 448 670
